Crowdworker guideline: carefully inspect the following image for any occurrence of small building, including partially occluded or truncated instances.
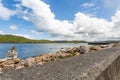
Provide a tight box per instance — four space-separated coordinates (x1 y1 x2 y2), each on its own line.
6 46 18 59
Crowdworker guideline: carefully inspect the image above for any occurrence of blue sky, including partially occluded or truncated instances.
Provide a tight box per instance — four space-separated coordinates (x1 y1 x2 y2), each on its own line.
0 0 120 41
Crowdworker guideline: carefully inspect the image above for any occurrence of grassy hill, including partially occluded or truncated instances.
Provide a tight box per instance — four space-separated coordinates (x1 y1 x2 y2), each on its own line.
0 34 87 43
0 35 53 43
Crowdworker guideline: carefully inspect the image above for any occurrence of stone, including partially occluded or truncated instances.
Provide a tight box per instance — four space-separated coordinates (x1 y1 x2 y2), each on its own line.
14 58 22 64
80 46 89 54
90 45 102 51
72 47 80 52
15 64 25 69
2 66 14 72
0 67 2 73
24 57 36 67
65 47 73 53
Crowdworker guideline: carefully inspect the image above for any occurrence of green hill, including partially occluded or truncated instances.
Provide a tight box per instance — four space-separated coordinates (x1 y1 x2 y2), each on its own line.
0 34 87 43
0 35 53 43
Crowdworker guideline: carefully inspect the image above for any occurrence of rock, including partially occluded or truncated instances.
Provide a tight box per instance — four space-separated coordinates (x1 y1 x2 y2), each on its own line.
75 52 80 56
0 67 2 73
0 60 14 67
24 57 36 67
108 44 113 48
72 47 80 53
84 46 89 53
0 58 24 72
15 60 25 69
90 45 102 51
65 47 73 53
14 58 22 64
80 46 89 54
15 63 25 69
2 65 14 72
34 56 45 65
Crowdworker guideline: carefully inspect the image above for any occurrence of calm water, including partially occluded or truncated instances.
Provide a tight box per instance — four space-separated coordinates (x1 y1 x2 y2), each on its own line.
0 43 88 59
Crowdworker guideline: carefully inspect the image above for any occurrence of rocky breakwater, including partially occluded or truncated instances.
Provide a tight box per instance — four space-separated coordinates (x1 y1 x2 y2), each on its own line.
0 44 112 73
0 58 24 73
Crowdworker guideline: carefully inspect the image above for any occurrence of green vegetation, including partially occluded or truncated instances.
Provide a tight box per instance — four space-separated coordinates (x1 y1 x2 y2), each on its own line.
0 35 53 43
0 34 87 43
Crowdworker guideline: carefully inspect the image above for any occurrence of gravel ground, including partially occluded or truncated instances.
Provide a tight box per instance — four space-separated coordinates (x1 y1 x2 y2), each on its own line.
0 47 120 80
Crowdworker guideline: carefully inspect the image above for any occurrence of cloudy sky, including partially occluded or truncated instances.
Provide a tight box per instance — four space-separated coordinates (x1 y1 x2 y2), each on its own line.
0 0 120 41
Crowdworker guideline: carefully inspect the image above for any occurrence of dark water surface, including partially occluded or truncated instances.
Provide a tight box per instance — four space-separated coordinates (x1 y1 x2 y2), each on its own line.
0 43 87 59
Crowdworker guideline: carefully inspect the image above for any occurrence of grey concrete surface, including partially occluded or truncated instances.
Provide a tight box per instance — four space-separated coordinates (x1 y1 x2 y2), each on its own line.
0 47 120 80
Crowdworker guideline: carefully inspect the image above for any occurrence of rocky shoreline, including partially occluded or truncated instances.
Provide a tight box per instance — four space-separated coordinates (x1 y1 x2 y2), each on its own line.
0 44 113 73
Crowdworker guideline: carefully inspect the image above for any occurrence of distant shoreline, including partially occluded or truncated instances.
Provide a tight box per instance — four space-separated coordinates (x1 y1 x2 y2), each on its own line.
0 42 87 44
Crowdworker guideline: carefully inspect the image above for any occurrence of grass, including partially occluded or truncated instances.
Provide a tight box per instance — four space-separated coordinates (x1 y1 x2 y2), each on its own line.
0 34 86 43
0 35 53 43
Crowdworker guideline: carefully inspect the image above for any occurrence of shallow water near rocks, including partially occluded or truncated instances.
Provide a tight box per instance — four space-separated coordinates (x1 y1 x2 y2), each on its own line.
0 43 88 59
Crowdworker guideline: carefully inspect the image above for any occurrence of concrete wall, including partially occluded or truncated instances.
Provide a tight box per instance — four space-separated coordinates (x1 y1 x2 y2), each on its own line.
96 55 120 80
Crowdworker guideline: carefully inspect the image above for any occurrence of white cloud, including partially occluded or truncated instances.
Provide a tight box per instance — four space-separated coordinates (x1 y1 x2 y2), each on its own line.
20 0 74 38
9 25 18 30
81 2 95 8
0 0 16 20
15 0 120 41
81 1 99 17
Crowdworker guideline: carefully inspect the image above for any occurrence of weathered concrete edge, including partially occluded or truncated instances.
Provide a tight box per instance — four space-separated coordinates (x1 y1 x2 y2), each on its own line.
96 53 120 80
79 48 120 80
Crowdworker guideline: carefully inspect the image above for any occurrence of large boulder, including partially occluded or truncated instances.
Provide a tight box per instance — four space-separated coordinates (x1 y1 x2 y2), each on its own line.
80 46 89 54
24 57 36 67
